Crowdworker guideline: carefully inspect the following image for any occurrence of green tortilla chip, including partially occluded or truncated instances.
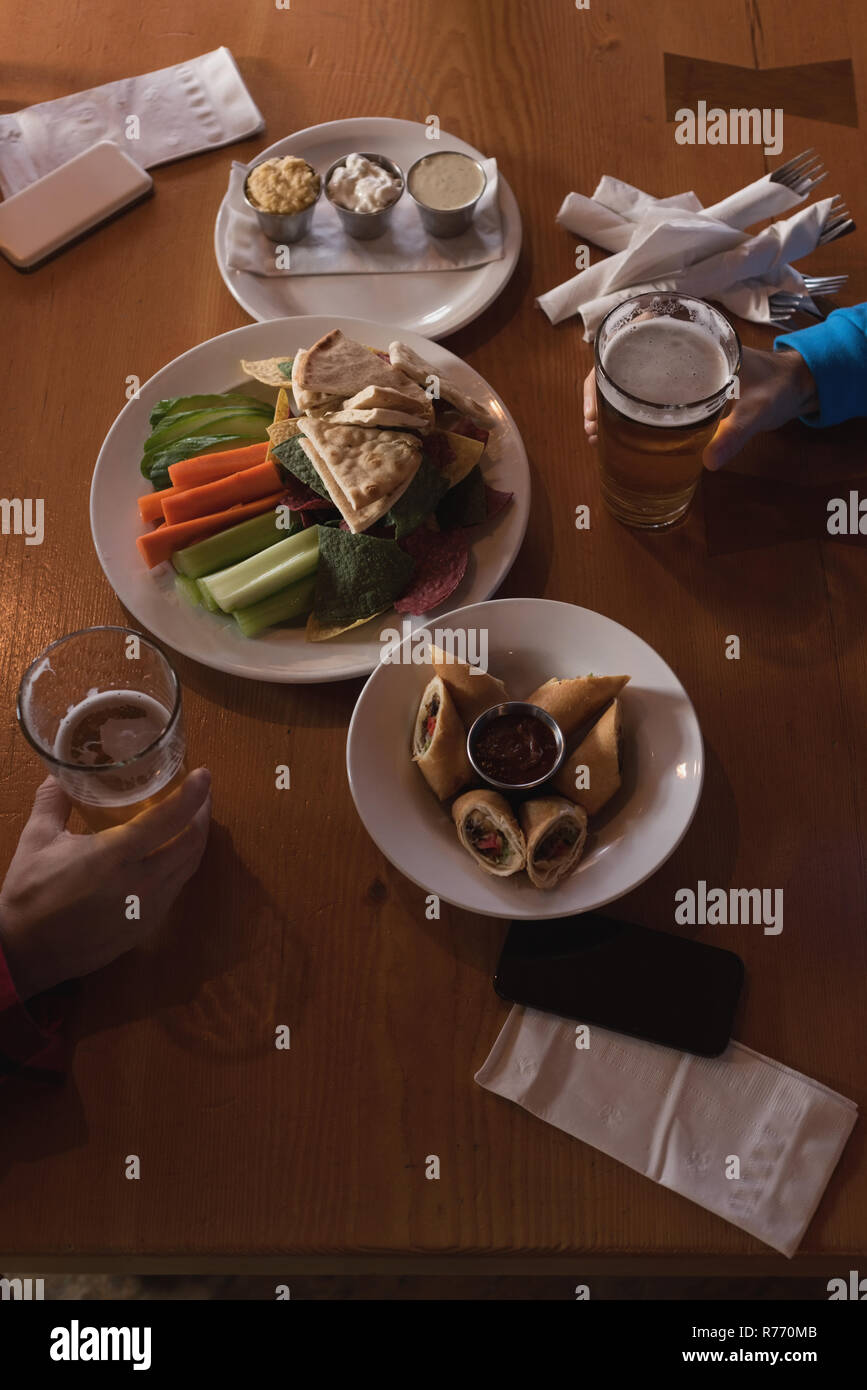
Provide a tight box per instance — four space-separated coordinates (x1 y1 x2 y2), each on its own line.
435 463 487 529
277 359 294 379
314 527 415 627
385 455 448 539
271 436 331 499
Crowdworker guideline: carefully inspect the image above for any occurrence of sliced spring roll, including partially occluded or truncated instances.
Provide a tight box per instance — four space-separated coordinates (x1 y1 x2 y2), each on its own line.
524 674 629 738
519 797 588 890
412 676 472 801
552 700 623 816
452 789 526 877
430 646 508 728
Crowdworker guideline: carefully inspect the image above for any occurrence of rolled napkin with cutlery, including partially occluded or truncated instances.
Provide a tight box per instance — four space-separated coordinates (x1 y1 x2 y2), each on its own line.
224 157 504 275
539 160 838 335
475 1005 857 1257
0 48 264 200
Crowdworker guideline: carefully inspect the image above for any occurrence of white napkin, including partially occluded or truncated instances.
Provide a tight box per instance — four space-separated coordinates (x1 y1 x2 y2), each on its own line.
224 157 504 276
476 1006 857 1257
573 200 830 338
539 171 815 332
0 48 264 200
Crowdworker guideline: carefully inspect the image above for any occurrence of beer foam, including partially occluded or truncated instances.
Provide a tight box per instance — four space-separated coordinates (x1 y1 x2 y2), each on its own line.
601 317 731 416
54 689 170 767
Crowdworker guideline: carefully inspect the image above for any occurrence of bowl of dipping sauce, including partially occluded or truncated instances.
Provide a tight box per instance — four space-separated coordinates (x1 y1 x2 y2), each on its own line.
324 152 404 240
244 155 321 243
467 702 566 792
407 150 487 237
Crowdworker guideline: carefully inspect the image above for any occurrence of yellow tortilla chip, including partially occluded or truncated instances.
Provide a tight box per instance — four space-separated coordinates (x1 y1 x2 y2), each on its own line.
267 416 301 447
240 356 296 388
305 607 390 643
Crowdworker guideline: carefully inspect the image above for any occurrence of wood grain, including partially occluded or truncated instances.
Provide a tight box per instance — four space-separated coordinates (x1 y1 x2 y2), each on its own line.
0 0 865 1271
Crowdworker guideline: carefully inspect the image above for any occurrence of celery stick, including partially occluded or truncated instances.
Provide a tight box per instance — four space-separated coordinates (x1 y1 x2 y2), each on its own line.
199 526 319 613
173 507 296 580
175 574 202 607
234 575 317 638
196 579 221 614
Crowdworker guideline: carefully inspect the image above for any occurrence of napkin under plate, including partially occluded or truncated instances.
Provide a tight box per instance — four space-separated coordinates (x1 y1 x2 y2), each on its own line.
224 158 504 276
475 1005 857 1257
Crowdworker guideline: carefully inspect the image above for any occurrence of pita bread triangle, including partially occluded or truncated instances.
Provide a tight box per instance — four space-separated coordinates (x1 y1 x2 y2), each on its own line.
296 329 417 399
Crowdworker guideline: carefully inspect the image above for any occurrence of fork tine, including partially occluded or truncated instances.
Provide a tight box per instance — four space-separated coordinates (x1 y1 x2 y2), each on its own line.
769 149 815 181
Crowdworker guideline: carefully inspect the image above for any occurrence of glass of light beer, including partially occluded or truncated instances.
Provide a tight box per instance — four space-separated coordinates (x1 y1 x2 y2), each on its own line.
17 626 186 831
594 293 741 529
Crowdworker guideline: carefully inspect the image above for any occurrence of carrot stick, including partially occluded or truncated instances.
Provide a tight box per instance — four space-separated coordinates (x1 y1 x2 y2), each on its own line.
168 441 269 491
162 460 283 526
136 491 286 569
138 487 176 524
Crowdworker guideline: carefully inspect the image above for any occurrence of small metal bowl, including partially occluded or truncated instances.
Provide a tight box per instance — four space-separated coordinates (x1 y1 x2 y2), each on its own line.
467 701 566 793
323 152 404 241
243 159 321 244
406 151 487 238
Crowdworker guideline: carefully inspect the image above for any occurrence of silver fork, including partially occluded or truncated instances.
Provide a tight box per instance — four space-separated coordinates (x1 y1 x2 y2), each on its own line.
819 195 856 245
803 273 849 293
769 149 828 197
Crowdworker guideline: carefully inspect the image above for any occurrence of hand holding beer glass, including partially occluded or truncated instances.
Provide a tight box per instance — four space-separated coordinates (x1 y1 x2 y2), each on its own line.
593 293 741 529
1 627 210 998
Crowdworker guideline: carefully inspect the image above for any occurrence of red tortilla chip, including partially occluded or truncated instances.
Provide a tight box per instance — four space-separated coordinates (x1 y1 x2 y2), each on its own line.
450 416 489 447
395 528 469 615
485 484 513 519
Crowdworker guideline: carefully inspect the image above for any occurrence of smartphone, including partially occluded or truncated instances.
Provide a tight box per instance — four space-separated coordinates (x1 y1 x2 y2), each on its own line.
494 915 744 1057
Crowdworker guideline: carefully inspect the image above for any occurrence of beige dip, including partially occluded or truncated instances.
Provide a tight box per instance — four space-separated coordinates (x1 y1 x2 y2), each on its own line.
408 152 485 210
246 157 320 214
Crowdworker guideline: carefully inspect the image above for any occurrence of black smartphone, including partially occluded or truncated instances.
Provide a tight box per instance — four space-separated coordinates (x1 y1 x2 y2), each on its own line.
494 915 744 1057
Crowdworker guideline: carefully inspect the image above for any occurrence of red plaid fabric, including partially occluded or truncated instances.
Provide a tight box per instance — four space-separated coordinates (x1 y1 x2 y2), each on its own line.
0 944 69 1083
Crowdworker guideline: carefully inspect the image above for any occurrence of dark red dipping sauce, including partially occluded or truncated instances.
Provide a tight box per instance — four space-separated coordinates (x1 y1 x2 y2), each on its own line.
473 712 558 785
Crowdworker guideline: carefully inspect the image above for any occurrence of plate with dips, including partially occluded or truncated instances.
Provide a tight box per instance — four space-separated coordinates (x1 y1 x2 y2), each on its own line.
346 598 703 919
215 117 521 338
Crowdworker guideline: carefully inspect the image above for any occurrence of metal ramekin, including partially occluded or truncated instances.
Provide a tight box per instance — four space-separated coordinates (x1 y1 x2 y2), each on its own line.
467 702 566 793
243 159 321 244
406 151 487 238
323 152 404 240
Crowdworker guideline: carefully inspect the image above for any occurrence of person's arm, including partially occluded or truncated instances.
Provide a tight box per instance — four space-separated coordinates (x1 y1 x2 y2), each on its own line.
0 945 69 1083
774 304 867 428
0 770 211 1085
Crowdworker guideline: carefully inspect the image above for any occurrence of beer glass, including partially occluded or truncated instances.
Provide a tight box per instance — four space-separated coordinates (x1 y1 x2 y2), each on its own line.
17 626 186 831
594 293 741 529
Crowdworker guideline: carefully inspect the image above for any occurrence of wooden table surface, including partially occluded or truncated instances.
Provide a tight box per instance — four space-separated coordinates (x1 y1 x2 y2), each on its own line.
1 0 865 1274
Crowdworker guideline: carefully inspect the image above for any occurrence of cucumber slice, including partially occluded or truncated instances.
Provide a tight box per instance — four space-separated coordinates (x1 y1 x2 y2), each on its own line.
149 393 264 430
143 406 272 454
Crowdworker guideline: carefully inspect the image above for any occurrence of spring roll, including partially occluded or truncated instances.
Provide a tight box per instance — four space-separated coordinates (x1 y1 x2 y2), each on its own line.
412 676 472 801
552 700 623 816
452 789 526 877
519 797 588 890
524 674 629 738
430 646 508 728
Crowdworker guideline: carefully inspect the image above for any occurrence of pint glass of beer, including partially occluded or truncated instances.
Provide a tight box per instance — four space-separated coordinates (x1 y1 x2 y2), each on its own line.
594 293 741 529
17 626 186 831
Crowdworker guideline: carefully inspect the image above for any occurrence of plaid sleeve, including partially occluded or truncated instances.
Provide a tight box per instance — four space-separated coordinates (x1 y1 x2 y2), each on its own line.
0 943 69 1083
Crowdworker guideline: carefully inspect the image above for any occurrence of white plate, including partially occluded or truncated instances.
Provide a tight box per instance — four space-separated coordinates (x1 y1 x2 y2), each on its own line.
347 599 703 919
90 317 529 684
214 118 522 338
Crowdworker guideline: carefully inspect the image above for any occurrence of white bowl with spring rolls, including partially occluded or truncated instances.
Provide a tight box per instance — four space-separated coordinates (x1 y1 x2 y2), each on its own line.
347 597 703 919
90 316 529 683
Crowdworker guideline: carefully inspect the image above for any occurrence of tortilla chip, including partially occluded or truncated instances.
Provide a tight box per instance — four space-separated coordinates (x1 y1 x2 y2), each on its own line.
268 416 302 447
436 464 487 529
386 455 448 538
240 357 295 387
312 526 415 629
306 608 390 643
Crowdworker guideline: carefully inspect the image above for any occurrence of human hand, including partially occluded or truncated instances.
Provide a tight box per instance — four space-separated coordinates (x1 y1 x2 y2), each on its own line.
582 345 818 468
0 769 211 1000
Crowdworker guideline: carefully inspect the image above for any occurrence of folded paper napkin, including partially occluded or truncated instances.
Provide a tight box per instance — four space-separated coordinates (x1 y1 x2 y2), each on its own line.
538 172 825 337
224 158 504 276
0 48 264 200
475 1006 857 1256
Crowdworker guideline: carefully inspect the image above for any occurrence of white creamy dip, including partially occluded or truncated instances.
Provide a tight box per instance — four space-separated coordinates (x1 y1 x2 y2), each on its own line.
408 152 485 210
327 154 402 213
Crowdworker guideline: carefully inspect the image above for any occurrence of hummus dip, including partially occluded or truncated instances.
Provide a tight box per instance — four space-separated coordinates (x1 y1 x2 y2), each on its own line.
408 152 485 210
246 156 320 214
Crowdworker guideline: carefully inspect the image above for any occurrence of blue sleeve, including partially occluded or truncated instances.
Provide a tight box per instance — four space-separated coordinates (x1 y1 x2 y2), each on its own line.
774 305 867 428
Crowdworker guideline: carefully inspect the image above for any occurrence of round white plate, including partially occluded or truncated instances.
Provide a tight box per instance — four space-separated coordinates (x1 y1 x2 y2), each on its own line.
90 317 529 684
347 599 703 919
214 118 522 338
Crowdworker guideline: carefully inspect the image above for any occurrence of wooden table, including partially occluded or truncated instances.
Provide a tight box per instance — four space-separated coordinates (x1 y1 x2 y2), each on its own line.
1 0 864 1277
